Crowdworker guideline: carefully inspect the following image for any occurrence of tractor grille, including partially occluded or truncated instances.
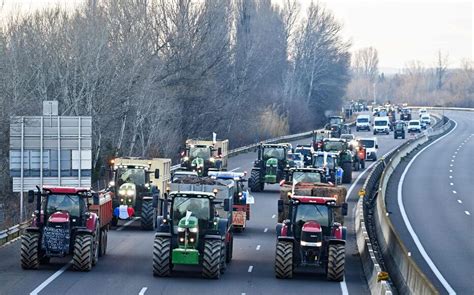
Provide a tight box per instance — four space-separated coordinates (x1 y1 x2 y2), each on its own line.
42 222 70 257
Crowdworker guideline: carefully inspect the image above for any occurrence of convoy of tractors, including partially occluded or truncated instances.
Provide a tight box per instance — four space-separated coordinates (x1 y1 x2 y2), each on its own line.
19 106 402 283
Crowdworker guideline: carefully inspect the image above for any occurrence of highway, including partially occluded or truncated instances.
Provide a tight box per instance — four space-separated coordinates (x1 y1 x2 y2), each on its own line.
386 110 474 295
0 124 409 295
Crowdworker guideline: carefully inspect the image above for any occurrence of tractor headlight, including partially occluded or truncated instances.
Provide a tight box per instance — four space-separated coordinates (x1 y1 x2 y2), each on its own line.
179 237 185 242
300 241 322 247
109 181 115 187
189 238 195 243
209 157 215 162
183 156 189 162
189 227 198 233
145 183 150 188
178 227 185 232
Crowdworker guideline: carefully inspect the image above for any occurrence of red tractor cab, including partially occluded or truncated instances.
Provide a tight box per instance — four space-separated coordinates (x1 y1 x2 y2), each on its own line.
275 194 348 281
21 186 112 271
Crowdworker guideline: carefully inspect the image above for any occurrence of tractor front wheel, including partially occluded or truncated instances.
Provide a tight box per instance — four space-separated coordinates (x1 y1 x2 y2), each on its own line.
342 162 352 184
73 234 93 271
275 241 293 279
141 200 156 230
153 237 172 277
202 240 221 279
249 170 263 192
20 231 40 270
327 244 345 281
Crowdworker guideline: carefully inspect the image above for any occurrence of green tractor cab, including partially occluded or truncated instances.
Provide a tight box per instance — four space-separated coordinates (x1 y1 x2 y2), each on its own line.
248 143 291 192
319 138 354 184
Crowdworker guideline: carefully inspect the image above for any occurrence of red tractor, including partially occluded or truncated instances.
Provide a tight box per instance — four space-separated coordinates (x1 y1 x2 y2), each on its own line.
21 186 112 271
275 195 348 281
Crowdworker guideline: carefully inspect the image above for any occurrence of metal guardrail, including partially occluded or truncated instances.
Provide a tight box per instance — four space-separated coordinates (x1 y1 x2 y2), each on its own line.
368 115 453 294
0 221 29 247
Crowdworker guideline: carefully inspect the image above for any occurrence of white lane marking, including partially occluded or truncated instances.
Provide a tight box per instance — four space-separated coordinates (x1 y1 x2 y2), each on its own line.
139 287 148 295
242 293 246 295
271 214 276 219
449 176 453 179
450 183 454 186
398 119 457 295
340 279 349 295
454 151 457 154
30 262 71 295
230 167 241 172
451 159 454 162
256 245 261 251
465 211 471 216
452 155 456 158
450 164 454 167
453 191 457 194
264 228 268 233
248 265 253 272
457 200 462 204
449 170 453 173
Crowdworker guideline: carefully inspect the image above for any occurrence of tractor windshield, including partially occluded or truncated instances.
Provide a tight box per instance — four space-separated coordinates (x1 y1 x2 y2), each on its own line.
116 167 146 187
292 171 322 183
295 148 311 158
172 197 210 232
189 147 211 160
329 117 343 125
295 204 330 227
46 194 83 217
263 147 285 160
323 141 345 152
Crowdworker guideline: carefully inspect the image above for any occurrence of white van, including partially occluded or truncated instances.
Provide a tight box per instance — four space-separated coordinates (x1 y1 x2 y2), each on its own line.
420 113 431 125
356 115 371 131
407 120 421 133
359 137 378 161
373 116 390 135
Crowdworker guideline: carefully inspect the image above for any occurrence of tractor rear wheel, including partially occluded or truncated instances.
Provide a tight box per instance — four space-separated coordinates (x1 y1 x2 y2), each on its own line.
342 162 352 184
275 241 293 279
327 244 345 281
73 235 93 271
249 170 263 192
21 231 40 270
99 229 107 257
202 240 221 279
141 200 156 230
92 226 99 266
220 242 227 274
226 232 233 263
153 237 172 277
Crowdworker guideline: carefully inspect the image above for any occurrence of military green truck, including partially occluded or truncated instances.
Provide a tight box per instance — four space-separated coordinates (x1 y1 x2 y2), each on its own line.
248 143 291 192
152 176 234 279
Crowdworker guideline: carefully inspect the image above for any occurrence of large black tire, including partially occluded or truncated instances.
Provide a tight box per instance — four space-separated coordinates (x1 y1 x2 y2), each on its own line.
202 240 221 279
249 170 263 192
92 226 99 266
111 216 118 227
327 244 345 282
220 242 227 274
341 162 352 184
153 237 172 277
360 159 365 170
226 233 233 263
275 241 293 279
141 200 156 230
20 231 40 270
99 229 107 257
73 235 93 271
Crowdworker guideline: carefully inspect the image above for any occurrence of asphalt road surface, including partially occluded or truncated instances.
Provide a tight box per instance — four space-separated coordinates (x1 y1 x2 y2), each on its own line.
387 110 473 295
0 117 411 295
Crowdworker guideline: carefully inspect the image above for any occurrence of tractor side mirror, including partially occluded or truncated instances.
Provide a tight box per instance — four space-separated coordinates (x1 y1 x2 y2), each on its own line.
278 200 284 213
154 169 160 179
224 198 231 211
375 144 379 149
217 147 222 156
28 190 35 203
342 203 348 216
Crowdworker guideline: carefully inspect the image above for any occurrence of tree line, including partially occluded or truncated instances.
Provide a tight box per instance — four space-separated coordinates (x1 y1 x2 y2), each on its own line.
0 0 350 225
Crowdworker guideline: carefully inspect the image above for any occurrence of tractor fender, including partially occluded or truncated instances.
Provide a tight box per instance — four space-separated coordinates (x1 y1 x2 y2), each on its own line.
328 238 346 246
85 213 99 232
332 224 345 240
155 232 172 238
277 236 295 243
204 234 224 241
25 227 41 233
275 223 290 237
75 228 94 235
156 216 170 233
275 223 283 237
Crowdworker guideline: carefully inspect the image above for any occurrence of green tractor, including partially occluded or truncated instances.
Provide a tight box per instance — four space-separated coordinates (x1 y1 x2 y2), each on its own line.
152 186 234 279
248 143 290 192
325 116 351 138
320 138 353 184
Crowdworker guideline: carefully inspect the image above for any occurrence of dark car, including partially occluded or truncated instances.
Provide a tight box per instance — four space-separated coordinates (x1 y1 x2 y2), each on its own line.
394 121 406 139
